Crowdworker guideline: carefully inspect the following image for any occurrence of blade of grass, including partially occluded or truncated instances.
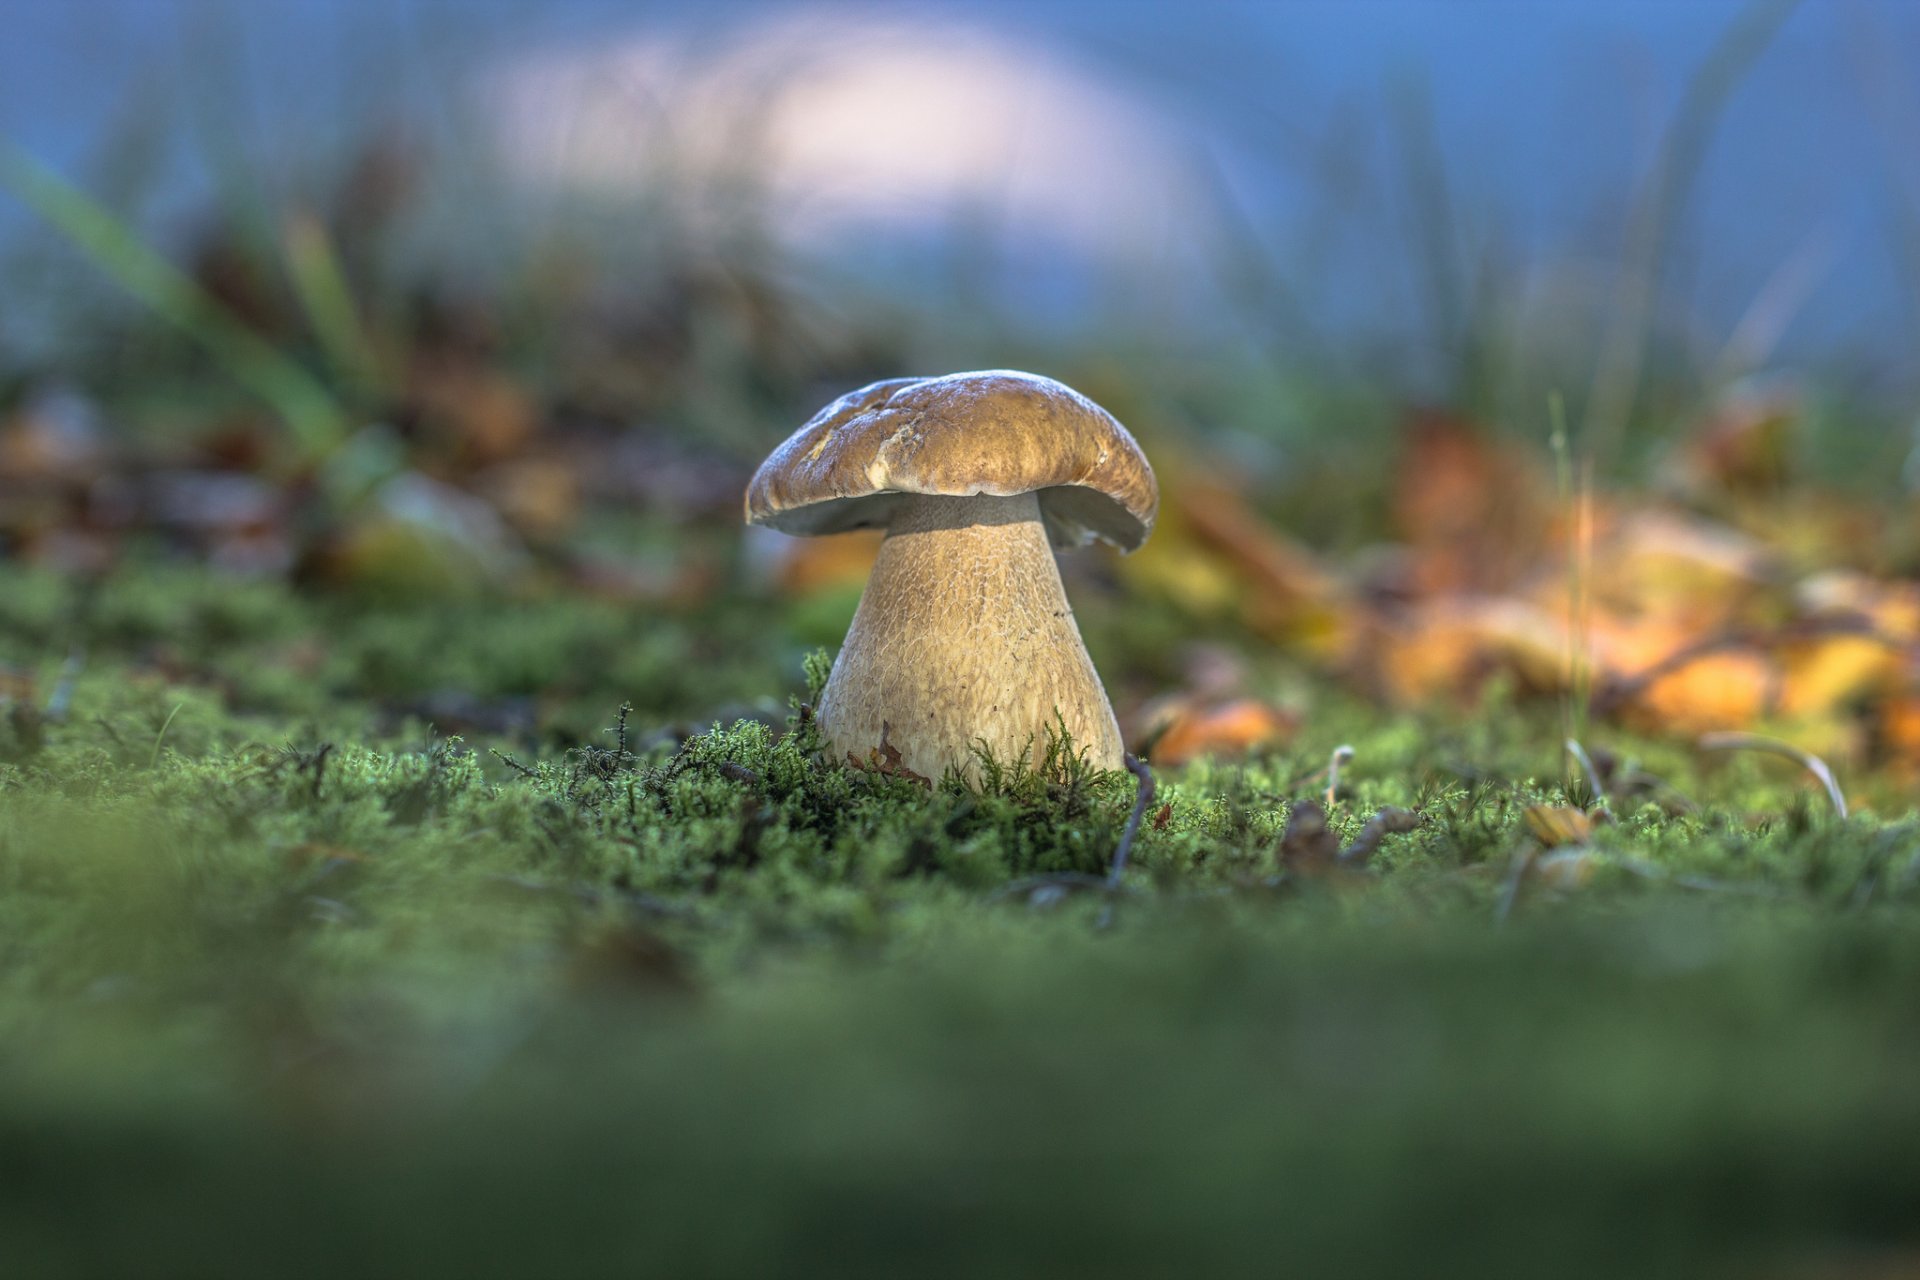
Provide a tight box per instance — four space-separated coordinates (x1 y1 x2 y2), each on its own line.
1698 731 1849 819
0 139 349 462
148 702 185 769
1550 391 1595 784
1582 0 1801 464
283 210 386 398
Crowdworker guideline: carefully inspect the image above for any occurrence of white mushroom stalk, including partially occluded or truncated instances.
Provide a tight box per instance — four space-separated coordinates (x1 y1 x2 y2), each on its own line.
816 491 1121 782
745 371 1158 786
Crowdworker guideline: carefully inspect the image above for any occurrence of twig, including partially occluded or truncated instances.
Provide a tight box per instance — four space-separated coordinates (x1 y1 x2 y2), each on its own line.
308 742 333 801
1324 743 1355 809
1697 731 1849 819
489 748 540 781
1108 753 1156 888
1338 806 1421 869
614 702 634 762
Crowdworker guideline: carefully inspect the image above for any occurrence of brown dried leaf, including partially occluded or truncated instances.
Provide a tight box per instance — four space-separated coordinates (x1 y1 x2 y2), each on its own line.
1879 693 1920 775
1148 697 1299 767
1523 805 1594 849
1680 386 1796 496
1369 597 1569 706
1119 472 1348 653
848 722 932 788
1393 411 1549 595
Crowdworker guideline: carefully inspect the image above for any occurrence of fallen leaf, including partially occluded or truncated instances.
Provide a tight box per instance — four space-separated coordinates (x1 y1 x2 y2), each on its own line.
1144 697 1298 767
1797 571 1920 641
1585 508 1773 627
848 722 932 788
1523 805 1595 848
1779 633 1898 720
1622 645 1774 735
408 360 537 466
1369 597 1569 706
1679 383 1796 496
1879 692 1920 772
1177 478 1351 649
1393 410 1550 595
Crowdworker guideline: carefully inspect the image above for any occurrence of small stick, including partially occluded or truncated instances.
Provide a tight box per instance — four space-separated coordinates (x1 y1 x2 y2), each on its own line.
490 748 540 780
614 702 634 762
1337 806 1421 869
309 742 333 801
1108 753 1156 888
1324 744 1354 809
1697 731 1848 819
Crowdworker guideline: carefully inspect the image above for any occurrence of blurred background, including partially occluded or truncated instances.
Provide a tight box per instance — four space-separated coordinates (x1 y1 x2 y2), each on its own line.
4 0 1920 778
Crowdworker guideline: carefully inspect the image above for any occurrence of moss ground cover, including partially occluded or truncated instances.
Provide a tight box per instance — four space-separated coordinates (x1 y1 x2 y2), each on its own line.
2 562 1917 1278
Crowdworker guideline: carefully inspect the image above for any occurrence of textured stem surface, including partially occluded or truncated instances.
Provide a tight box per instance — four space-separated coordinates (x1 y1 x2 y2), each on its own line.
817 492 1123 783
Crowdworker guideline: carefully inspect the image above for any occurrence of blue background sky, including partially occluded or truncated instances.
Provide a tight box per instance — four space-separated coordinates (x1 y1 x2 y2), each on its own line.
5 0 1918 386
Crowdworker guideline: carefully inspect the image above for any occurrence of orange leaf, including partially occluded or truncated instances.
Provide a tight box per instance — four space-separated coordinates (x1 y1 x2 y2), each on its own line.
1147 698 1298 767
1523 805 1594 848
1616 642 1773 735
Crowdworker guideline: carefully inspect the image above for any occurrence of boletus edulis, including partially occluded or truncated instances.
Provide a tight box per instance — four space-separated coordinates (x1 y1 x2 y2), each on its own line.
746 370 1157 783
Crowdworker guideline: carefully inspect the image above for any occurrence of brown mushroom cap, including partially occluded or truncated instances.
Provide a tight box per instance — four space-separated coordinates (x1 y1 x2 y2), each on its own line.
744 370 1158 551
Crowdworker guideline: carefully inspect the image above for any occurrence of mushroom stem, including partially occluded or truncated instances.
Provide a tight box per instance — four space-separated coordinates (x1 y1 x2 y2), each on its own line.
817 491 1123 784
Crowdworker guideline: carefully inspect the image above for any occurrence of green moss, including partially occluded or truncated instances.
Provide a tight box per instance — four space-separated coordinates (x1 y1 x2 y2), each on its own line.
2 561 1919 1275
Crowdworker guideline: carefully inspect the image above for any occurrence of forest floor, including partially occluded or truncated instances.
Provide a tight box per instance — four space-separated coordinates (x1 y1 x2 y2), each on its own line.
6 117 1920 1275
2 558 1917 1279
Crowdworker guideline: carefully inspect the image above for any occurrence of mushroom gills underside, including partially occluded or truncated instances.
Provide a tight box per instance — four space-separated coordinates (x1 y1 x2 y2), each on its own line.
756 484 1146 550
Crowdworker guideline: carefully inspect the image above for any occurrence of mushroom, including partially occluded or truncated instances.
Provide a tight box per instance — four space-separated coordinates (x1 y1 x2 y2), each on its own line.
746 370 1157 783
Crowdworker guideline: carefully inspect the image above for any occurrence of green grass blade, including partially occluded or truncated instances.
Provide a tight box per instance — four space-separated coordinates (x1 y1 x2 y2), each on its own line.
283 210 386 398
0 138 349 461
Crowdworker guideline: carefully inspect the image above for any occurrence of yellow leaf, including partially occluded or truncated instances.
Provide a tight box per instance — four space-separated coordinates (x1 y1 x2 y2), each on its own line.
1523 805 1594 848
